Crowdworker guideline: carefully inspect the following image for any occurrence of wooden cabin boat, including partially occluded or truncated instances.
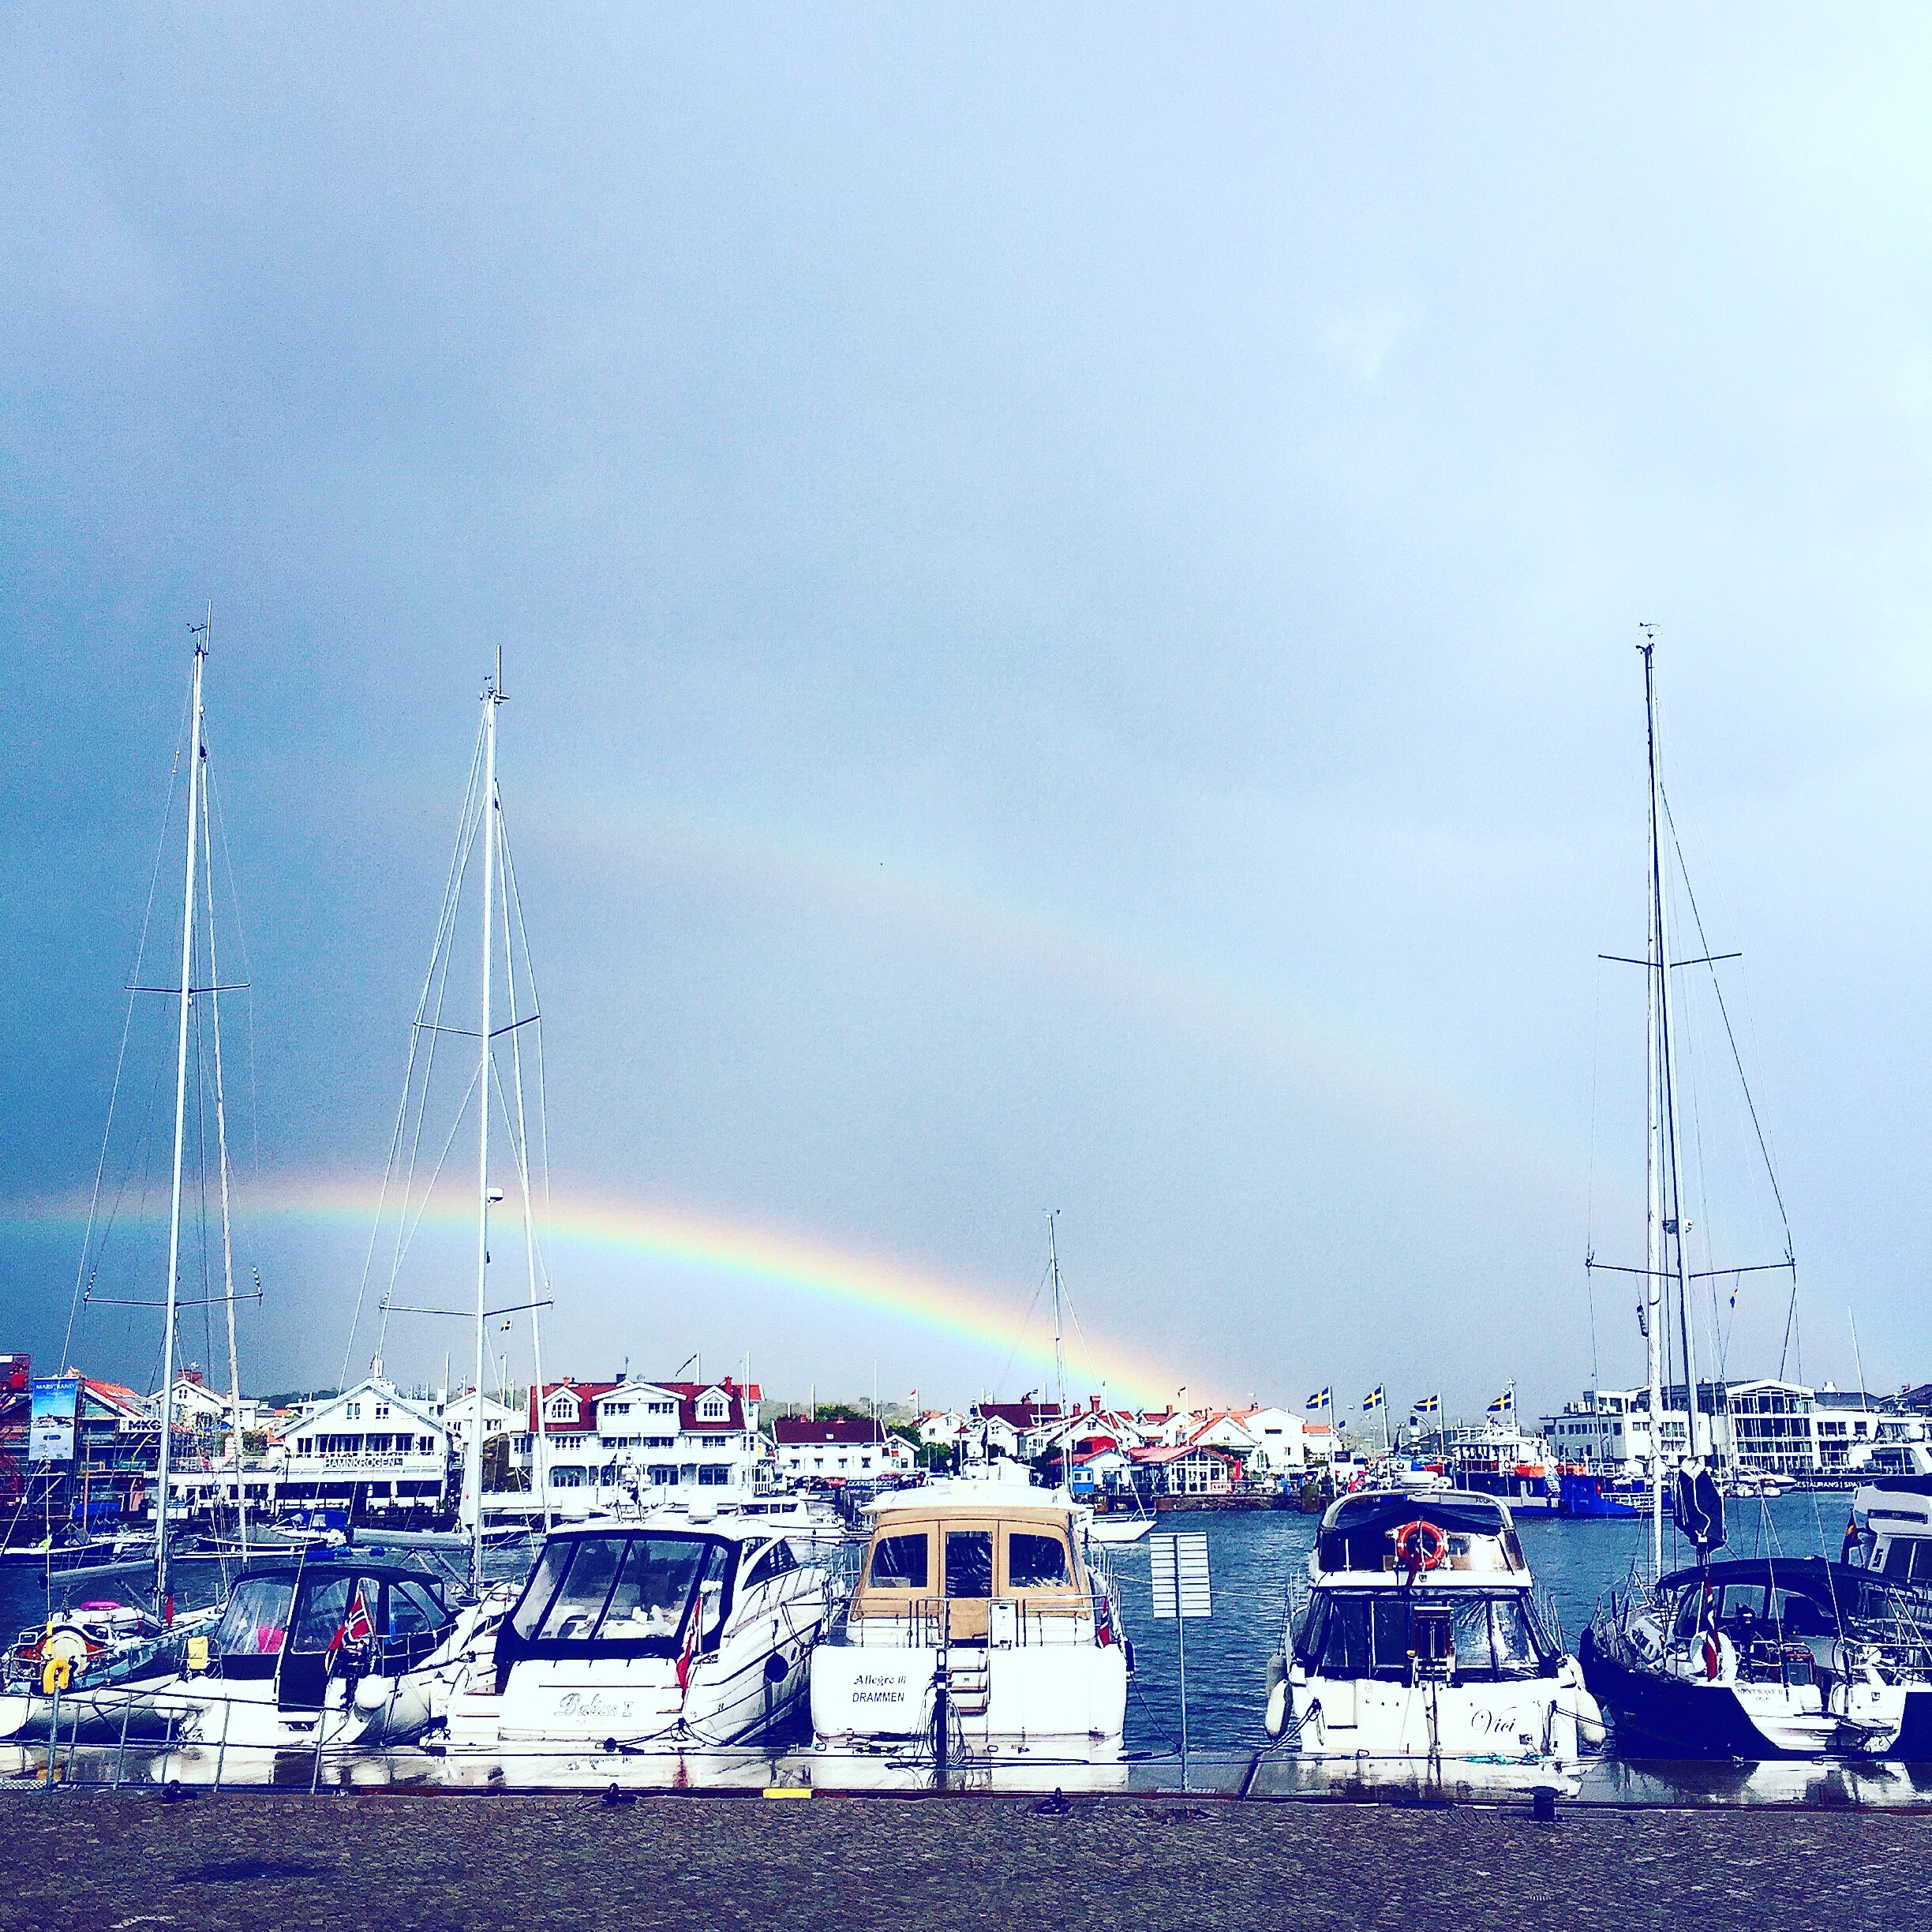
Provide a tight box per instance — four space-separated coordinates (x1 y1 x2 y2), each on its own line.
810 1486 1130 1764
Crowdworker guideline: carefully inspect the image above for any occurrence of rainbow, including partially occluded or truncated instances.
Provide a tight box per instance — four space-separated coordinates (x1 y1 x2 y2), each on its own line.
519 789 1609 1196
2 1176 1181 1407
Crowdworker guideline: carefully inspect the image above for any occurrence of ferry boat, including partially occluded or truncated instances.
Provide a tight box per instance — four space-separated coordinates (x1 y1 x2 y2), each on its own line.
1263 1488 1601 1780
1581 1555 1917 1758
1557 1469 1657 1519
440 1511 830 1765
810 1485 1129 1766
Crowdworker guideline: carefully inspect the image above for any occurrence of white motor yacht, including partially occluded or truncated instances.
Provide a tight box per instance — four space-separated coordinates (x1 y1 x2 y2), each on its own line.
1264 1488 1602 1780
440 1511 830 1766
810 1485 1129 1768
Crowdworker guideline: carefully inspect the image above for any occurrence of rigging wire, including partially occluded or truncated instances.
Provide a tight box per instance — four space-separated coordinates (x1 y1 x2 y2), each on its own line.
340 712 488 1383
61 677 195 1365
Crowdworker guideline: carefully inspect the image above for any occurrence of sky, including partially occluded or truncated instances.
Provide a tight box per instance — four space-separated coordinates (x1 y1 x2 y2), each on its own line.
4 6 1932 1420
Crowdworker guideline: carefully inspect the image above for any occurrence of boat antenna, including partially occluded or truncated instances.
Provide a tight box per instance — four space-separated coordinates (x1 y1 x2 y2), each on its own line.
1046 1211 1067 1495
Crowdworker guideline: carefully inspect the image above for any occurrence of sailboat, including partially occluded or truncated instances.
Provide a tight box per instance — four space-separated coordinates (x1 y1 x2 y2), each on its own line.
133 665 540 1766
1577 635 1922 1758
2 627 234 1739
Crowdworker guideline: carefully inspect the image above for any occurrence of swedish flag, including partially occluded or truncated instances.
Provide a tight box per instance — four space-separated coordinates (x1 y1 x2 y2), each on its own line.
1305 1387 1331 1412
1362 1386 1385 1413
1487 1387 1515 1414
1412 1394 1440 1414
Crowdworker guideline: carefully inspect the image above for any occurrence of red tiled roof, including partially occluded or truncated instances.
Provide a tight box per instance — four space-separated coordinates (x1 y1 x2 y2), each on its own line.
773 1416 889 1447
530 1377 758 1436
974 1401 1061 1430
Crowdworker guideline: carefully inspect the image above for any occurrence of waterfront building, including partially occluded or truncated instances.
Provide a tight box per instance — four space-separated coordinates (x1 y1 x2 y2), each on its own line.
1541 1378 1928 1477
521 1376 768 1500
279 1376 451 1513
771 1414 915 1484
1230 1405 1307 1473
1126 1441 1245 1495
436 1387 519 1455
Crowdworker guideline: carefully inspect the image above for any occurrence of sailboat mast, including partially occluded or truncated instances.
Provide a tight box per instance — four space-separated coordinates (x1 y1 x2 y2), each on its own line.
1047 1212 1067 1492
1642 634 1702 1466
470 669 501 1598
1643 824 1665 1579
155 629 208 1601
197 626 246 1553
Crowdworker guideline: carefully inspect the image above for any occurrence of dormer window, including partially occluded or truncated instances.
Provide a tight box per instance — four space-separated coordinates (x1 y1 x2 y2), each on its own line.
700 1396 728 1421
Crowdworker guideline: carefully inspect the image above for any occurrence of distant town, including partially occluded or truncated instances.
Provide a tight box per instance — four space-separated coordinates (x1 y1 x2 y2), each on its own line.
6 1349 1928 1541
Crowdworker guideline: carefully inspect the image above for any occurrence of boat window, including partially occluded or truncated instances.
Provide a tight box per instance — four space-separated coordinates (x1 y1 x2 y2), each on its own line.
698 1542 733 1644
510 1540 577 1641
1911 1542 1932 1586
1316 1597 1372 1676
1885 1539 1915 1579
946 1530 994 1599
1491 1597 1541 1677
291 1576 353 1653
868 1532 930 1589
598 1537 712 1641
535 1537 627 1641
213 1576 296 1657
1673 1589 1708 1642
1007 1532 1070 1589
387 1581 444 1638
1451 1597 1492 1672
744 1539 798 1591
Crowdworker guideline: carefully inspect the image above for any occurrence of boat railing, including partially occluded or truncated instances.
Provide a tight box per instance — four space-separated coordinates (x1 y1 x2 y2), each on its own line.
828 1589 1113 1649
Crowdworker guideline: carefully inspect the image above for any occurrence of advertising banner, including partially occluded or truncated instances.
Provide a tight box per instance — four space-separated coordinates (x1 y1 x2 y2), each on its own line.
28 1376 79 1462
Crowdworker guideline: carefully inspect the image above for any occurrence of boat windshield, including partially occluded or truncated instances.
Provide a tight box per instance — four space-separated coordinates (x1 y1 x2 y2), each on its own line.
509 1534 731 1649
212 1576 297 1657
1295 1589 1554 1682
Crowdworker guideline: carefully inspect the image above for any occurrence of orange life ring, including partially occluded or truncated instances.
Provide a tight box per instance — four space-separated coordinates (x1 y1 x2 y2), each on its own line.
1394 1519 1448 1574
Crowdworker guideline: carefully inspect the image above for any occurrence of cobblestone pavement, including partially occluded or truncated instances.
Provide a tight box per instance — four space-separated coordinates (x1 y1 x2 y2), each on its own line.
3 1791 1930 1932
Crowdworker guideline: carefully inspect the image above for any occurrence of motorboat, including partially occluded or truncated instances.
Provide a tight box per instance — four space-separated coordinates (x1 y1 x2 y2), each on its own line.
1085 1497 1155 1546
719 1493 852 1547
1581 1555 1920 1759
1263 1488 1601 1780
136 1560 490 1751
0 1528 156 1574
810 1484 1130 1766
440 1511 831 1765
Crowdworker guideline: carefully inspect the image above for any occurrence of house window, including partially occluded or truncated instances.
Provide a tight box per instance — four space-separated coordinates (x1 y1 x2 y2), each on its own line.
346 1402 361 1421
549 1466 586 1488
700 1396 728 1421
418 1436 434 1453
375 1404 390 1420
698 1465 729 1486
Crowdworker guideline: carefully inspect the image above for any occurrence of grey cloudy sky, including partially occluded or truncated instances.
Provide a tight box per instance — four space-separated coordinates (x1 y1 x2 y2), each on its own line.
4 6 1931 1417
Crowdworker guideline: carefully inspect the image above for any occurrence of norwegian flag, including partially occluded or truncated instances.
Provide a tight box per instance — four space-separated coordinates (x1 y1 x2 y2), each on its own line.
329 1586 375 1654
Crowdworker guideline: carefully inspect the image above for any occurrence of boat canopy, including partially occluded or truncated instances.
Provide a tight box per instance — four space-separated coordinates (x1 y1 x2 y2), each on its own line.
852 1500 1091 1639
1317 1492 1525 1574
496 1528 743 1668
